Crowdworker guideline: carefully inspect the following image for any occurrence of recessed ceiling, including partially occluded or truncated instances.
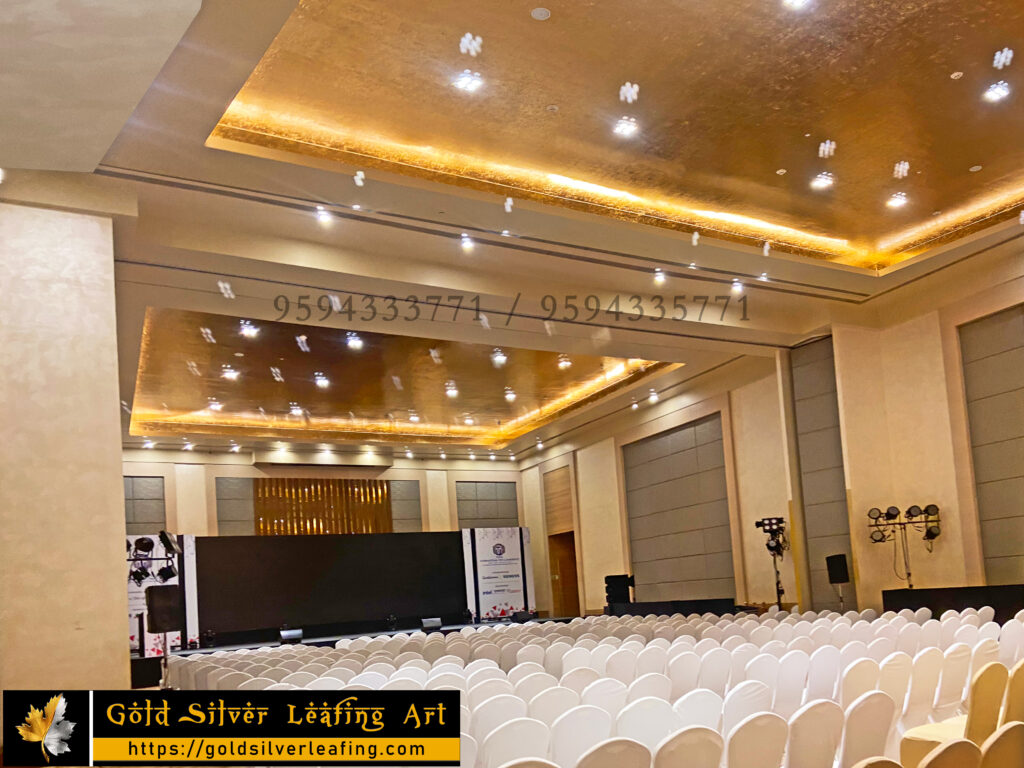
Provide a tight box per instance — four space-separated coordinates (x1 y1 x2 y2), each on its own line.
129 308 674 447
209 0 1024 268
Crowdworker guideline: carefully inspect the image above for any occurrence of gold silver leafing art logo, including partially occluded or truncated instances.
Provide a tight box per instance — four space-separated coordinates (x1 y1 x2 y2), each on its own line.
16 694 75 762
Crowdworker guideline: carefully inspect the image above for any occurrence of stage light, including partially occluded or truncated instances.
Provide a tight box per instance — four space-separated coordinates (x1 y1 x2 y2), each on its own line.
461 233 475 251
631 400 639 410
130 567 150 586
315 205 332 223
983 80 1011 102
405 449 413 459
885 506 900 520
159 530 182 555
868 507 882 520
613 116 639 137
870 529 887 543
134 537 155 554
924 524 941 540
452 69 483 92
536 438 544 450
469 451 476 460
924 504 939 518
207 397 223 411
289 402 303 417
905 505 922 519
157 564 178 582
489 452 497 461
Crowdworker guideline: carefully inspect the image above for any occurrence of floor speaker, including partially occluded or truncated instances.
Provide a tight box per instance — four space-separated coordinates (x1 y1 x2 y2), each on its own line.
145 585 183 633
825 554 850 585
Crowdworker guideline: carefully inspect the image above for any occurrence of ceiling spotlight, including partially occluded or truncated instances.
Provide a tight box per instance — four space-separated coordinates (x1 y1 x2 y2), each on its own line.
619 81 640 104
445 380 459 398
531 7 551 20
924 504 940 518
536 439 544 450
994 47 1014 70
315 205 332 223
351 204 361 211
142 440 155 449
200 327 216 344
783 0 811 8
969 165 983 173
207 397 223 411
229 443 241 453
631 400 639 410
469 451 476 460
731 279 744 293
758 272 769 281
289 402 303 417
818 139 836 158
501 229 511 237
653 268 666 285
460 233 475 251
867 507 882 520
950 71 964 80
452 69 483 92
459 32 483 57
220 364 239 381
270 366 285 382
648 388 659 404
409 410 420 423
182 442 194 452
353 171 365 187
464 415 475 425
491 348 508 367
776 168 787 176
346 332 364 350
688 261 697 269
763 242 772 257
691 232 700 247
239 319 259 338
405 448 414 459
296 334 310 352
557 353 572 370
440 451 447 460
983 81 1011 102
509 453 516 461
314 371 330 388
893 161 910 179
886 192 909 209
489 452 497 461
504 386 517 402
613 116 639 137
810 172 834 190
504 197 514 213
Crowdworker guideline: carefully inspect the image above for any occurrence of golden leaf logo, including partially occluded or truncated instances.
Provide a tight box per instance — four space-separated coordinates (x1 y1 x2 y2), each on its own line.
16 694 75 762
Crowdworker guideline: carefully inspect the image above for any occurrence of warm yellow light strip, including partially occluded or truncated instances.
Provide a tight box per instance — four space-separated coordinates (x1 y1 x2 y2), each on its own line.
212 101 865 263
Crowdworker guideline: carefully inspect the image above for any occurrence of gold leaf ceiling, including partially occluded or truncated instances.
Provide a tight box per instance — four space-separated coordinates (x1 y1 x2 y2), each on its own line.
129 308 672 447
210 0 1024 268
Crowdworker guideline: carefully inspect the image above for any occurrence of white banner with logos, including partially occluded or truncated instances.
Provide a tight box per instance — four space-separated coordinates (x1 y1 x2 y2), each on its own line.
462 527 535 621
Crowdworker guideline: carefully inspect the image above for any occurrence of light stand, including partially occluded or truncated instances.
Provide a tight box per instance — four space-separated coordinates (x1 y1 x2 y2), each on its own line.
867 505 941 589
755 517 790 610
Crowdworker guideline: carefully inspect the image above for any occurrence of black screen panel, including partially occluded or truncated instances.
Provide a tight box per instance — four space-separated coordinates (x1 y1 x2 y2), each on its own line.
194 533 467 636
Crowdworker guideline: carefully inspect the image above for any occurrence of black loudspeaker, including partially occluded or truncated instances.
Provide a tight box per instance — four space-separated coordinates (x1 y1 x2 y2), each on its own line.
145 585 183 633
826 554 850 585
512 610 536 623
605 574 634 604
422 617 442 631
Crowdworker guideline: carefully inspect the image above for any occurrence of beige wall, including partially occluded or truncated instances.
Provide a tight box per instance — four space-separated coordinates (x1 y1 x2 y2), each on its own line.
520 466 553 614
729 374 798 605
0 203 130 735
575 437 630 613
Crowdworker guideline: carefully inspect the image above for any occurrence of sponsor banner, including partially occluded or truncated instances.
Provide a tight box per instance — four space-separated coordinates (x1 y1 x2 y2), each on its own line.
3 690 459 766
463 527 532 620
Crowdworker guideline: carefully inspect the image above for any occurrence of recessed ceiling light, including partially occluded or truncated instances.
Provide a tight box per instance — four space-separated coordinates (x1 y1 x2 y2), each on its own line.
314 371 330 388
810 172 834 190
689 261 697 269
238 319 258 338
969 165 983 172
631 400 639 410
509 454 516 461
886 192 909 209
460 233 475 251
489 452 497 461
353 171 365 187
405 448 414 459
653 268 666 285
531 7 551 20
200 327 216 344
950 71 964 80
182 442 194 451
893 161 910 179
545 104 559 113
315 205 332 223
731 279 744 293
207 397 223 411
270 366 285 382
648 388 659 404
452 69 483 92
557 353 572 370
289 402 303 417
504 387 517 403
445 380 459 398
351 204 361 211
501 229 511 237
409 410 420 423
464 415 475 426
983 81 1011 102
218 280 235 299
818 140 836 158
439 451 447 460
491 348 508 367
782 0 811 8
142 440 155 449
469 451 476 460
776 169 787 176
296 334 310 352
613 116 639 137
346 332 364 350
536 438 544 450
758 272 770 282
229 444 241 453
994 47 1014 70
221 364 239 381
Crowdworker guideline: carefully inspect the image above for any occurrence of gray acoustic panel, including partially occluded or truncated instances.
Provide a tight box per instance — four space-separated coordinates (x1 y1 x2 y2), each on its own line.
389 479 423 532
624 413 735 601
124 475 167 535
791 338 854 611
960 304 1024 584
215 477 255 536
456 481 518 529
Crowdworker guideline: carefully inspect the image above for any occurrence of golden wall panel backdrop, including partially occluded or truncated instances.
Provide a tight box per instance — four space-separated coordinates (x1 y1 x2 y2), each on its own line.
254 478 392 535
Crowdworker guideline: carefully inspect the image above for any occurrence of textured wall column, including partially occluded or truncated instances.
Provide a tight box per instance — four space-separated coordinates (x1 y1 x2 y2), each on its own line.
576 438 629 613
0 203 130 734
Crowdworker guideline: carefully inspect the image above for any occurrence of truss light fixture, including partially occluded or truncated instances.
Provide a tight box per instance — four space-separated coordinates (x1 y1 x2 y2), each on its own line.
613 116 639 137
887 192 909 209
983 80 1011 102
452 69 483 92
810 171 834 190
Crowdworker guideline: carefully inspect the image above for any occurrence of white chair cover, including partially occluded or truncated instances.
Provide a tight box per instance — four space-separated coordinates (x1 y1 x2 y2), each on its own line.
724 712 788 768
784 698 843 768
652 725 722 768
615 696 682 750
550 705 612 768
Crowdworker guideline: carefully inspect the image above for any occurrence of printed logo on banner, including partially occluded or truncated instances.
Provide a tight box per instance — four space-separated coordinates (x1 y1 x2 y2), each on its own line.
3 691 91 767
491 543 505 556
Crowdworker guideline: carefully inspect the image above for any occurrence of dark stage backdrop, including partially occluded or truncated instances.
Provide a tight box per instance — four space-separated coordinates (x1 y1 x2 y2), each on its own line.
194 532 467 638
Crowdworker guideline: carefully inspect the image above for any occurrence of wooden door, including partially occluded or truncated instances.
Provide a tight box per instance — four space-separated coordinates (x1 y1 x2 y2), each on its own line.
549 531 581 617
